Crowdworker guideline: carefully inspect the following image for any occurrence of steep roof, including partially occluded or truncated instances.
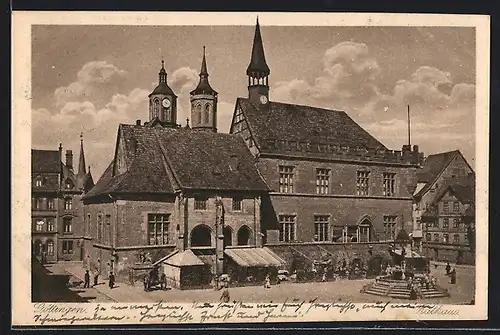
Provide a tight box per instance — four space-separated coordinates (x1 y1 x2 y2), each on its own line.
84 124 269 199
155 127 269 191
432 175 475 206
150 82 176 97
236 98 387 156
190 46 217 96
414 150 472 198
246 18 270 75
83 125 176 198
32 149 60 173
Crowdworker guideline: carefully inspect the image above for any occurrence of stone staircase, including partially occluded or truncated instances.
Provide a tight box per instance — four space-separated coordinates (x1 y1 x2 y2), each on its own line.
361 277 450 300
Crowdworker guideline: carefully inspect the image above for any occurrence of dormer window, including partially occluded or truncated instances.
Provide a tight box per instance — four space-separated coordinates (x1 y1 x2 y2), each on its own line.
65 178 74 189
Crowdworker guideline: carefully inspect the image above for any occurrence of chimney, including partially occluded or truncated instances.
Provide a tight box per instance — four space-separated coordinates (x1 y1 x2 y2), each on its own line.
412 145 419 152
66 150 73 170
136 119 141 126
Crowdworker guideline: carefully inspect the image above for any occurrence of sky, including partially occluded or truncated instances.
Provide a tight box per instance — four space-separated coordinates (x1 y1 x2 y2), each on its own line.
31 25 476 180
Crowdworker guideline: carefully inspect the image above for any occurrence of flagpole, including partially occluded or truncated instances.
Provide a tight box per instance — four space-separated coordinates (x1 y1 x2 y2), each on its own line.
407 105 411 146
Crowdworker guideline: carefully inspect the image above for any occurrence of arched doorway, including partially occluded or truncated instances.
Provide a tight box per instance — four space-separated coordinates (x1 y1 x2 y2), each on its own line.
223 226 233 247
190 225 212 247
237 225 252 245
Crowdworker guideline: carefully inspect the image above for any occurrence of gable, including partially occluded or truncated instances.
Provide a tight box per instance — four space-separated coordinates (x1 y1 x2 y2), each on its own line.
230 104 258 156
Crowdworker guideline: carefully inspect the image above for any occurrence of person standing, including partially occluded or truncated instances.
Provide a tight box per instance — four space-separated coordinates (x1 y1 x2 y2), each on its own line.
445 262 451 275
84 269 90 288
264 274 271 288
450 268 457 284
93 268 99 287
220 283 230 303
108 272 115 289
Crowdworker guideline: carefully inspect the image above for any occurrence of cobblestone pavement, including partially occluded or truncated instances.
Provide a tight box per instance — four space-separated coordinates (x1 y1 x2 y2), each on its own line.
60 262 475 304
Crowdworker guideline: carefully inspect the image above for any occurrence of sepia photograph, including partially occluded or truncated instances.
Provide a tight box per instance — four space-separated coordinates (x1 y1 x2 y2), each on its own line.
12 11 489 325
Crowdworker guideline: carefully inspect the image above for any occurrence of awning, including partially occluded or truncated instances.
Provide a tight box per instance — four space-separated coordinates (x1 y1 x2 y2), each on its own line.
224 247 286 267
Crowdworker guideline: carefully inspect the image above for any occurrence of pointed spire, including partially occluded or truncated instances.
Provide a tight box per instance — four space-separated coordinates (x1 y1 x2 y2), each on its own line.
78 132 87 176
200 46 208 77
247 17 270 76
190 46 217 95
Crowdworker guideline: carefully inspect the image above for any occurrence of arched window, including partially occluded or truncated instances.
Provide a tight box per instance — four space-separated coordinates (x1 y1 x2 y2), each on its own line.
196 104 202 125
191 225 212 247
153 98 160 118
223 226 233 247
204 104 210 124
47 240 54 256
237 225 252 246
358 218 372 243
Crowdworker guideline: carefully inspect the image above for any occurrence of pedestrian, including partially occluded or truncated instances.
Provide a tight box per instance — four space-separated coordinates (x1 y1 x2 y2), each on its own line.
450 268 456 284
84 269 90 288
445 262 451 275
143 274 149 292
160 273 166 290
108 272 115 289
264 274 271 288
220 283 230 303
93 269 99 287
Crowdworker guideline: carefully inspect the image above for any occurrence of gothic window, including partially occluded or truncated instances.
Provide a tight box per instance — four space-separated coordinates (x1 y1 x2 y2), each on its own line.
153 98 160 118
105 214 111 245
204 103 210 124
232 197 242 211
196 104 202 125
194 197 207 210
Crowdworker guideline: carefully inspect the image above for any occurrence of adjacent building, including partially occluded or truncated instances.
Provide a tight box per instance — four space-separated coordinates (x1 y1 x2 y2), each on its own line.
31 136 94 262
411 150 475 258
419 174 475 264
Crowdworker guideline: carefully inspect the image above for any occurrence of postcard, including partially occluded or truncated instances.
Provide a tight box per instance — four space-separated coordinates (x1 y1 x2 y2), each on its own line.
12 11 489 326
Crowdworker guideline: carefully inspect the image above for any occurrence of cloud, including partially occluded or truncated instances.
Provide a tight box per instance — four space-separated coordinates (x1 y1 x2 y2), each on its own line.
54 61 129 109
269 42 475 166
271 41 381 112
32 62 231 179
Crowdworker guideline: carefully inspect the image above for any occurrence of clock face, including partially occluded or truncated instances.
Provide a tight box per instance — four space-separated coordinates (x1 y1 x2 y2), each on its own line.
260 95 268 104
162 98 171 108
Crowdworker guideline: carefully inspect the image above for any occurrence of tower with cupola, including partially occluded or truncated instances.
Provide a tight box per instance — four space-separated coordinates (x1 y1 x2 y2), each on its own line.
148 60 178 128
190 46 218 132
247 17 270 106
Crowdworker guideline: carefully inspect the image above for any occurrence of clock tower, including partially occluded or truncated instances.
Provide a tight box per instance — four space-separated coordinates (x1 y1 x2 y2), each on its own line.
190 46 218 132
247 17 270 106
148 60 178 128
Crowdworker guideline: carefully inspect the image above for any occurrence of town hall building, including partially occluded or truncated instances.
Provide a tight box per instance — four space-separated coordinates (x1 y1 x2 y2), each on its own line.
82 19 428 286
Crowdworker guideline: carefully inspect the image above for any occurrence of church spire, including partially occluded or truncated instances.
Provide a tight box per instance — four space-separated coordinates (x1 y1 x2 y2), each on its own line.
190 46 218 132
78 132 86 177
246 17 270 76
247 17 270 104
190 46 217 96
